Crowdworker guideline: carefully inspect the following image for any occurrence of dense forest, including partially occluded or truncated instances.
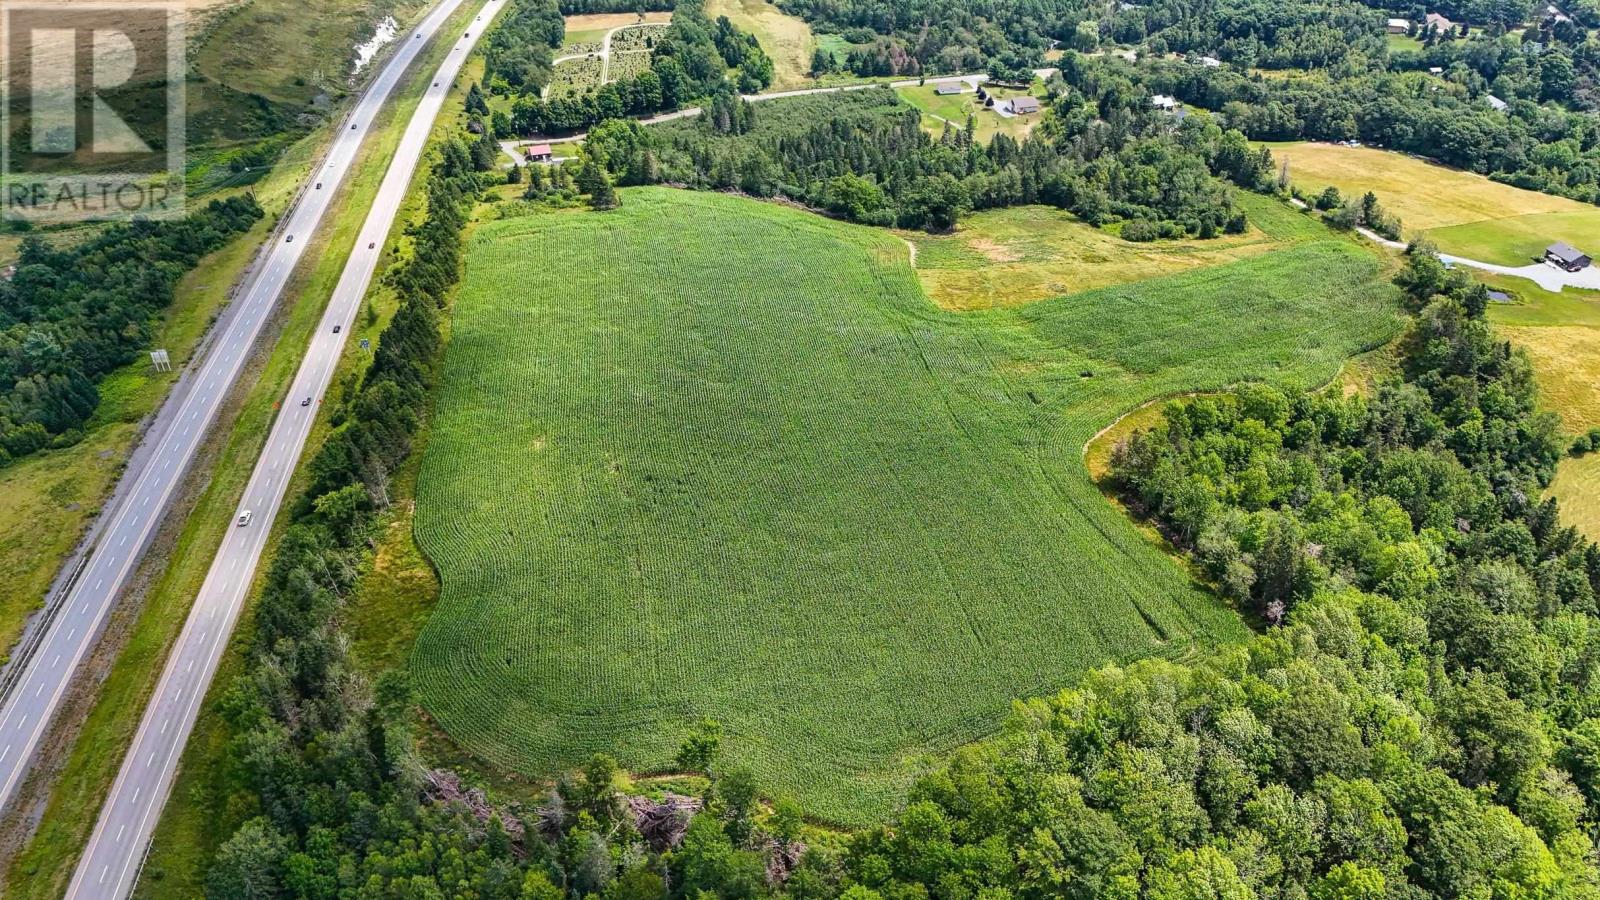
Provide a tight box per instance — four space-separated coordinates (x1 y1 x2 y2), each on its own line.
779 0 1085 76
0 197 261 465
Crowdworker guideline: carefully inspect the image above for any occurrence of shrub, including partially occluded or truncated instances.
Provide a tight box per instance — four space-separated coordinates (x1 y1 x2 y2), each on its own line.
1122 219 1159 242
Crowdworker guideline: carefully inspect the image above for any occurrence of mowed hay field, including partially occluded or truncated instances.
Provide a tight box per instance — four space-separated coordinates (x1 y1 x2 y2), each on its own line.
1262 141 1600 265
1487 278 1600 540
411 188 1403 822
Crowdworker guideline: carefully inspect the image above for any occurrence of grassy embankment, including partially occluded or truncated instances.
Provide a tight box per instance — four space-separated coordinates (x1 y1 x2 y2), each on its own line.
407 187 1401 825
196 0 431 108
0 2 493 895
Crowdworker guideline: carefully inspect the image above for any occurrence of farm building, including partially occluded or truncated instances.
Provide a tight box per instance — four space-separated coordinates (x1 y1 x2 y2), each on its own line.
935 84 964 95
525 143 553 163
1387 17 1411 32
1486 94 1508 110
1010 96 1041 114
1199 55 1221 67
1545 242 1592 272
1151 94 1180 111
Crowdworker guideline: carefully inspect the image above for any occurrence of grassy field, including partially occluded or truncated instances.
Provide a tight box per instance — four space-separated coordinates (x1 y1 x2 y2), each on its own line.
1385 32 1424 53
1476 276 1600 540
1260 141 1600 265
705 0 817 89
196 0 430 108
408 187 1402 823
906 192 1327 310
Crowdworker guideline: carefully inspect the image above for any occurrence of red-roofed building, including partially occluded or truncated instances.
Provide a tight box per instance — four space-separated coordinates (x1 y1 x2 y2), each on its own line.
526 143 554 162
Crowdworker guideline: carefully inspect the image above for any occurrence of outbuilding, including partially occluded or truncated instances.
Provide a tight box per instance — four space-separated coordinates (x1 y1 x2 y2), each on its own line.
1546 242 1592 271
1010 96 1041 114
935 83 964 96
1387 17 1411 32
525 143 554 163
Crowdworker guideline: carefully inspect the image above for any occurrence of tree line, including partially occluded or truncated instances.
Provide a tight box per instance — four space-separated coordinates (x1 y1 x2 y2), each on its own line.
552 87 1273 235
778 0 1083 77
1069 50 1600 205
0 197 261 465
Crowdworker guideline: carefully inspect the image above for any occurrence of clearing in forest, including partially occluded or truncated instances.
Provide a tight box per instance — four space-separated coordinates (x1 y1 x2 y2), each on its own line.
1261 140 1600 265
411 188 1402 822
704 0 817 89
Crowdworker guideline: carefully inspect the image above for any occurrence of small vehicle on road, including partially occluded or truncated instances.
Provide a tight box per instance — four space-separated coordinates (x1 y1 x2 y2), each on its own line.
316 182 322 189
286 235 294 242
237 510 253 527
368 242 376 249
333 325 342 334
301 397 311 407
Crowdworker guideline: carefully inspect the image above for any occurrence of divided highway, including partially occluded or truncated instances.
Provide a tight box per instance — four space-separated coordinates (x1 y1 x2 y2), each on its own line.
61 2 510 894
0 0 479 829
65 3 508 894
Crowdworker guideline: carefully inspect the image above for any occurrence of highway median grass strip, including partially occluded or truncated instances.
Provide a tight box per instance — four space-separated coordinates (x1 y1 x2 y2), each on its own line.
0 3 489 894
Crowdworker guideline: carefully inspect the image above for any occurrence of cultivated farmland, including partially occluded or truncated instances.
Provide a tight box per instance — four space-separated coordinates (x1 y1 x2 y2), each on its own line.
411 188 1403 822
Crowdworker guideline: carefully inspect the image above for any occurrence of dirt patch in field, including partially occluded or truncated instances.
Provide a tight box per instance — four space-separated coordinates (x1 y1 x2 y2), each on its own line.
969 238 1021 263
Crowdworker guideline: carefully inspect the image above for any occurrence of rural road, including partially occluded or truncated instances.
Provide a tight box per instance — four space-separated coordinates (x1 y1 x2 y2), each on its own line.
0 0 477 832
59 1 507 896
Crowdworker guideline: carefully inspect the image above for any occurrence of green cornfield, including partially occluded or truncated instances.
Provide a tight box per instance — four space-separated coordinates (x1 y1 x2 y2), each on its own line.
411 188 1404 823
